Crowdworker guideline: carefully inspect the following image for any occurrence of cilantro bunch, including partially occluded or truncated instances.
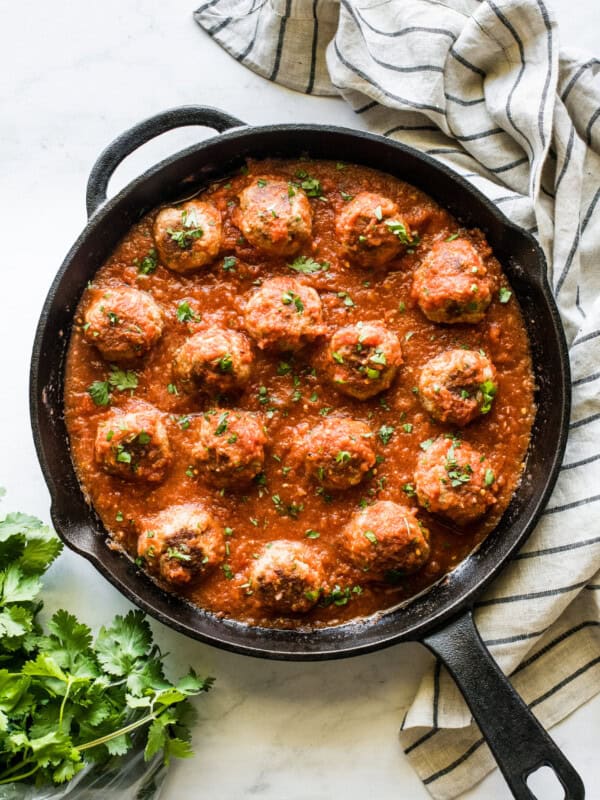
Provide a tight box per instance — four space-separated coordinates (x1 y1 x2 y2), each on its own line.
0 506 213 790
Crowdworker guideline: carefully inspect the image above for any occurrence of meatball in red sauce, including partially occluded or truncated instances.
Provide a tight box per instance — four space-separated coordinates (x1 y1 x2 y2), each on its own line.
236 177 312 257
336 191 417 268
291 417 376 490
248 541 325 613
138 503 225 586
244 277 325 352
341 501 430 580
173 327 253 396
412 238 492 324
414 437 496 526
94 402 172 483
326 322 402 399
192 409 266 488
153 200 222 273
418 349 497 426
83 286 164 362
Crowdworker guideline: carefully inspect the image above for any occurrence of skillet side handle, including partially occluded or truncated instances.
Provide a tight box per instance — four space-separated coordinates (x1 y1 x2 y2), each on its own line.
422 610 585 800
86 105 245 217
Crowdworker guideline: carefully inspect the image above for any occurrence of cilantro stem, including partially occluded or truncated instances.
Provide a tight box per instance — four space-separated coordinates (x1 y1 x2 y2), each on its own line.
76 711 158 752
0 764 41 785
59 676 74 727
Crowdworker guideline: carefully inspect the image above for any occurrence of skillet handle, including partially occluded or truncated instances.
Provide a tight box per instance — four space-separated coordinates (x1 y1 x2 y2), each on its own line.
423 610 584 799
86 105 245 217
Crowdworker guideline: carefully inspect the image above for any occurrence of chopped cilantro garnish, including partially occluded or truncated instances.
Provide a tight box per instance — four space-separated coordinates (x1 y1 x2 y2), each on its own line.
288 256 328 274
136 248 158 275
214 411 229 435
479 380 497 414
499 287 512 304
176 301 201 323
281 291 304 313
378 425 395 445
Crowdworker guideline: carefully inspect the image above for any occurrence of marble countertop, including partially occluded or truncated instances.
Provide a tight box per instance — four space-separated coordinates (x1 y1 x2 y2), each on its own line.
2 1 598 797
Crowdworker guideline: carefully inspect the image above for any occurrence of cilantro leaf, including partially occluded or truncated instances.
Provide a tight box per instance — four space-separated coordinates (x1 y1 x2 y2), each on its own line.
287 256 328 274
87 380 111 406
95 610 152 676
108 368 138 392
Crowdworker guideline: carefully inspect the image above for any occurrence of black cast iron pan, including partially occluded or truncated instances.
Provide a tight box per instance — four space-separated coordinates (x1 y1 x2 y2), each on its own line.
30 106 583 799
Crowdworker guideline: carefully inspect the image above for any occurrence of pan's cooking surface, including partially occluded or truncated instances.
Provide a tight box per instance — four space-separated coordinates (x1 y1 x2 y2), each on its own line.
63 156 534 629
31 120 569 655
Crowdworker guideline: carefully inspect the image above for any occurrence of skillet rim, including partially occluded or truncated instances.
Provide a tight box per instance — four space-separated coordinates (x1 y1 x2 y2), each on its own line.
29 122 571 660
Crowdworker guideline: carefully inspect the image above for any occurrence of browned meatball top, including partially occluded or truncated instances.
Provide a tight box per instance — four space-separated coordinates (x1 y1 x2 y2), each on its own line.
244 277 325 352
94 402 171 483
414 437 497 526
341 501 430 580
83 285 164 362
153 200 222 273
138 503 225 586
336 191 417 268
412 238 492 324
291 417 376 490
326 322 403 399
192 409 267 487
236 176 312 257
248 541 324 613
418 349 497 426
173 327 253 396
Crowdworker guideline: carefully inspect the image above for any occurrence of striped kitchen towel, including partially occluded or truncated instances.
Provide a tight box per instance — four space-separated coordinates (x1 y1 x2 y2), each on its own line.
194 1 600 797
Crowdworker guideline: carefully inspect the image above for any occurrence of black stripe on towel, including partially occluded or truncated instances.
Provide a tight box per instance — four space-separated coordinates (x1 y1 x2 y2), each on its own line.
572 369 600 387
333 40 446 115
555 123 575 192
476 579 589 607
570 411 600 430
354 7 456 41
535 0 554 149
561 58 600 103
513 534 600 560
269 0 291 82
306 0 319 94
585 107 600 147
572 328 600 348
544 493 600 515
555 186 600 294
487 0 534 158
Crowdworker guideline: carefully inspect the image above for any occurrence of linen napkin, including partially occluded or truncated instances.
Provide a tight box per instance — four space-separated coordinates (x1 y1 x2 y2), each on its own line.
194 1 600 797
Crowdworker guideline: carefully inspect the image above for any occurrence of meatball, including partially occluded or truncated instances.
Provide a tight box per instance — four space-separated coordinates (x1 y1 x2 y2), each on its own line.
412 238 492 324
138 504 225 586
414 437 496 526
293 418 376 490
83 286 163 362
153 200 222 273
244 277 325 352
326 322 403 399
193 409 266 487
418 349 498 426
249 541 324 613
173 328 253 395
95 403 172 483
341 501 430 579
237 176 312 257
336 192 415 268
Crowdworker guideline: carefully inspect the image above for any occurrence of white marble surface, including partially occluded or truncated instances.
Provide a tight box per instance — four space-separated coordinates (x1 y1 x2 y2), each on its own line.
1 1 598 798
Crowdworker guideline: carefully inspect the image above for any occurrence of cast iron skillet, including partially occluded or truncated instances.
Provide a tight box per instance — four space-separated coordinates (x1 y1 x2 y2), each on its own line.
30 106 583 800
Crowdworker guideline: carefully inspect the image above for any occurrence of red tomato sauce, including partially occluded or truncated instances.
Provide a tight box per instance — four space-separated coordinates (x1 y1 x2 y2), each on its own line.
64 159 535 628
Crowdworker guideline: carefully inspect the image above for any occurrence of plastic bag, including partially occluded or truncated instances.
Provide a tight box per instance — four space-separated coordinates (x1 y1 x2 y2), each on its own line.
0 733 167 800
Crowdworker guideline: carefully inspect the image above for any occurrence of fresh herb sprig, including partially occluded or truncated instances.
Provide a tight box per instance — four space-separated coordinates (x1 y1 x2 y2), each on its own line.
0 505 213 788
88 368 138 407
